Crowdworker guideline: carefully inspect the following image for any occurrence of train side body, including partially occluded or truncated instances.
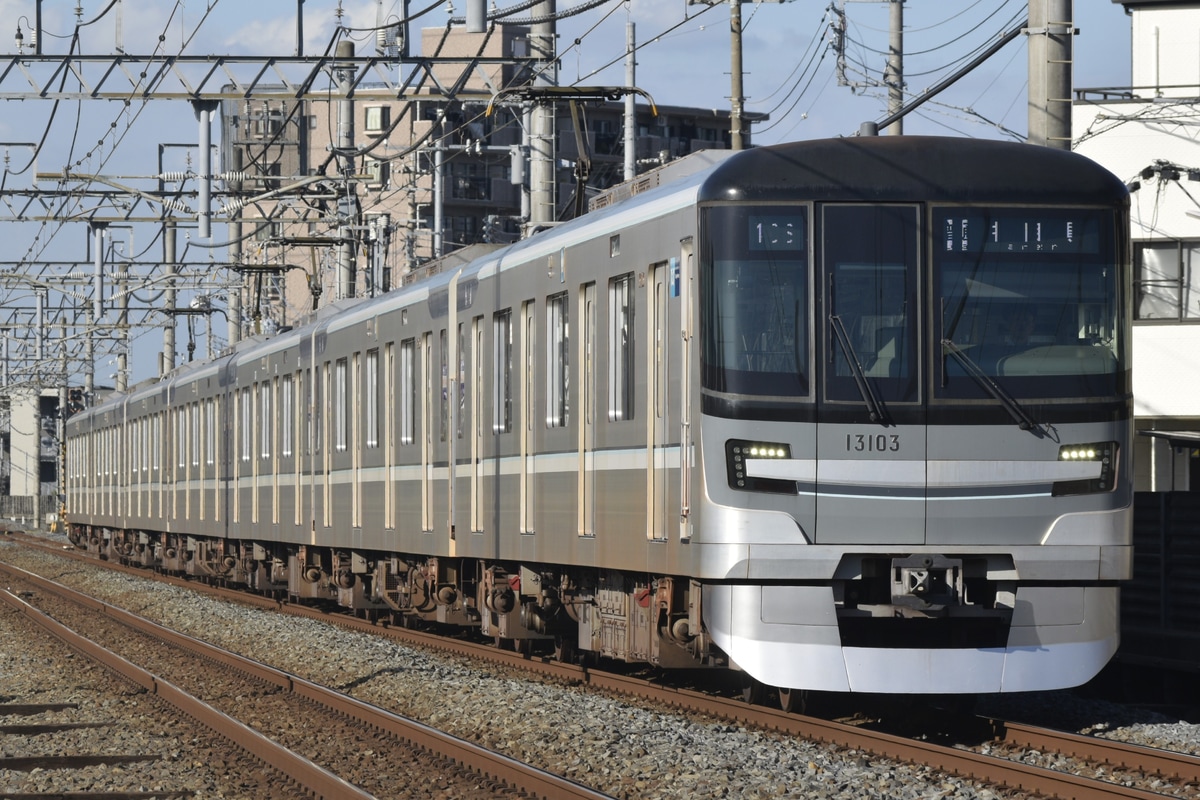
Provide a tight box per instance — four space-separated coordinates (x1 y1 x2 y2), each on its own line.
66 137 1132 695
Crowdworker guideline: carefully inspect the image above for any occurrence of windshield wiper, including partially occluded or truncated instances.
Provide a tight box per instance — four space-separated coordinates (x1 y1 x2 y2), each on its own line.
941 338 1039 432
830 314 888 425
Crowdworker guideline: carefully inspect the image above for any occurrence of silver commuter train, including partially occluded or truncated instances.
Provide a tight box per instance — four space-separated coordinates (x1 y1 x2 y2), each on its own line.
65 136 1132 696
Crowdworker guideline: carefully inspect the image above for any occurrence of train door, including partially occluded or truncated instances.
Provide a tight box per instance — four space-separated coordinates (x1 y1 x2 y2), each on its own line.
817 204 926 545
648 261 671 541
579 282 596 537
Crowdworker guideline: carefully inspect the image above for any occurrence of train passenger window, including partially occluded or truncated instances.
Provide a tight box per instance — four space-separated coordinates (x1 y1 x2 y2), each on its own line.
546 292 569 427
609 274 635 421
335 358 349 452
457 324 467 440
365 349 379 448
700 205 808 400
493 310 513 434
935 207 1123 399
400 338 416 445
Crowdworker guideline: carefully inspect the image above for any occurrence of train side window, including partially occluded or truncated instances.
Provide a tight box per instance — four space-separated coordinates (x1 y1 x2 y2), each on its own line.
365 348 379 449
400 338 416 445
609 273 635 421
493 309 513 434
546 292 569 428
335 357 349 453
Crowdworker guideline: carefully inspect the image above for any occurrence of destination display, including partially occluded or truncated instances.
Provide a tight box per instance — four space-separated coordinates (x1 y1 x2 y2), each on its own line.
938 209 1100 254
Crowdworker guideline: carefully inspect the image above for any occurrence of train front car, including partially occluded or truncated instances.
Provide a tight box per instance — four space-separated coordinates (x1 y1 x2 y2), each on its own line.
694 137 1131 694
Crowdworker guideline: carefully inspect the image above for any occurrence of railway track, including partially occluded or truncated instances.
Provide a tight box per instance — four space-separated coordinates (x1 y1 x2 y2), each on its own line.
4 531 1199 799
0 558 610 800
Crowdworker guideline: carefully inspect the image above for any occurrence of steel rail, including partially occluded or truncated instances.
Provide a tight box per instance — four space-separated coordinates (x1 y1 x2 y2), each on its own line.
0 559 613 800
0 584 373 800
6 534 1192 800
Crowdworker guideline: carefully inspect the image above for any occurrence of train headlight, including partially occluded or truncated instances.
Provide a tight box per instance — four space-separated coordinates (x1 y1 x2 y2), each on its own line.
726 439 796 494
1053 441 1119 496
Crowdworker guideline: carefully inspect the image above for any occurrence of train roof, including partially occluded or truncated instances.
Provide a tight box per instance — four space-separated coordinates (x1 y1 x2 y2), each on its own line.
697 136 1130 206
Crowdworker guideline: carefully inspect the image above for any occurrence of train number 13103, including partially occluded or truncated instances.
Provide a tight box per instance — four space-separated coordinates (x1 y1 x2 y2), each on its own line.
846 433 900 452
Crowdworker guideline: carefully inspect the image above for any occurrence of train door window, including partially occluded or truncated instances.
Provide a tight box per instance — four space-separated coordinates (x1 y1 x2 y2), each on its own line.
471 315 484 533
580 281 597 537
493 310 513 434
281 375 293 458
365 349 379 449
189 402 198 467
608 273 635 422
384 343 396 530
206 399 216 465
312 367 321 455
546 292 569 428
422 332 433 532
335 357 349 453
823 204 919 404
521 300 536 535
240 387 252 463
400 338 416 445
439 329 449 442
177 408 187 469
457 323 467 440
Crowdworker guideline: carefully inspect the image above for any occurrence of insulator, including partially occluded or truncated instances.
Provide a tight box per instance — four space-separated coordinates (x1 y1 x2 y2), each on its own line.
157 171 193 182
214 171 250 182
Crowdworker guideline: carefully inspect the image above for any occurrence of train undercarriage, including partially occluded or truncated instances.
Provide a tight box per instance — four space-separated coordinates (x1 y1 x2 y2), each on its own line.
67 525 714 672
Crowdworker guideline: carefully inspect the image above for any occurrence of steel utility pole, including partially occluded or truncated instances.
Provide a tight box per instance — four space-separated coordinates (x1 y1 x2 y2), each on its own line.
529 0 557 228
885 0 903 135
1027 0 1074 149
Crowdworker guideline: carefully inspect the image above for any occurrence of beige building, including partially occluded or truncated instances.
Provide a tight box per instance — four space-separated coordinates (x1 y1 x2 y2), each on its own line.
219 24 753 332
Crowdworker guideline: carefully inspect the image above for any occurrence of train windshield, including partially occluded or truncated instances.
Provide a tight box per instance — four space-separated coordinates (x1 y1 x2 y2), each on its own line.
935 207 1124 399
699 205 808 400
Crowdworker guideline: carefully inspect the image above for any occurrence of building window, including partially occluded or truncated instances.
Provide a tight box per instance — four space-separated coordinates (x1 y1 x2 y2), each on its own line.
365 105 390 133
1135 240 1200 320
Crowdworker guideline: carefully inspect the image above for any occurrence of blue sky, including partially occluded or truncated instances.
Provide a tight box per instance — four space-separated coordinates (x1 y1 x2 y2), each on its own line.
0 1 1137 384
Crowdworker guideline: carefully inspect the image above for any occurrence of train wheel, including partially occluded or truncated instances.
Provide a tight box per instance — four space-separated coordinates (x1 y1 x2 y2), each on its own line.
553 635 575 663
777 687 805 714
740 675 765 705
514 638 533 657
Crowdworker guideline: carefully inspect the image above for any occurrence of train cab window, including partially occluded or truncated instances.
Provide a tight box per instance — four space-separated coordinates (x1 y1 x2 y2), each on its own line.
700 205 807 402
935 207 1124 399
823 204 919 405
609 274 635 421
